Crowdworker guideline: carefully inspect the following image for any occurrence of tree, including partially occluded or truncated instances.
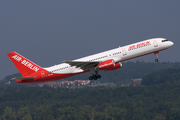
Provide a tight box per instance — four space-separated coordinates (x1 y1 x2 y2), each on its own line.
0 107 16 120
34 106 54 120
57 106 77 120
17 107 30 120
154 114 166 120
103 106 127 120
171 107 180 120
78 105 95 120
21 114 32 120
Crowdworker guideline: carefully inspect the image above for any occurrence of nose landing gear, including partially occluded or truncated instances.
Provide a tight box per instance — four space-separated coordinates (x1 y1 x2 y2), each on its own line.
154 51 159 62
155 59 158 62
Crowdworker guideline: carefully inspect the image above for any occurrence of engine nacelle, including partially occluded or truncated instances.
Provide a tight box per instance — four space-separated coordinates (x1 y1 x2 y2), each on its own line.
98 59 115 70
106 62 122 71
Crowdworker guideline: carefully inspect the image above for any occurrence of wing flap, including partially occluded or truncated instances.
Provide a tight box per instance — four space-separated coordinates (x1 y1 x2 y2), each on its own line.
11 76 36 80
63 61 100 70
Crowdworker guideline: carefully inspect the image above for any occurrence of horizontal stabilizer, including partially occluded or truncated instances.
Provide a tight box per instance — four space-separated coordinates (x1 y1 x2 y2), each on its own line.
11 76 36 80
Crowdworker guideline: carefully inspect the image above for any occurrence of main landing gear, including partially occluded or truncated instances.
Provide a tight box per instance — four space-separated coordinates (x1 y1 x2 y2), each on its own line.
154 51 159 62
89 70 101 80
89 74 101 80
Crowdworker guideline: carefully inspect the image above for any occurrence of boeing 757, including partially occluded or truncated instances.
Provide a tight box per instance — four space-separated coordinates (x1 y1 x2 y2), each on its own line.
7 38 174 83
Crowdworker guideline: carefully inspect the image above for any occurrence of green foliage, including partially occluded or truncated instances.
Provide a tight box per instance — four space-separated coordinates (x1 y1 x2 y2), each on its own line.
0 107 16 120
1 62 180 119
153 114 166 120
17 107 30 120
0 82 180 119
102 61 180 83
21 114 32 120
142 68 180 85
57 106 76 120
34 106 54 120
103 106 127 120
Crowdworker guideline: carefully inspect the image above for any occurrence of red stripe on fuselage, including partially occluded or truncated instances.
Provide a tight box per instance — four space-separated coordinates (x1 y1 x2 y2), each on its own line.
16 71 89 83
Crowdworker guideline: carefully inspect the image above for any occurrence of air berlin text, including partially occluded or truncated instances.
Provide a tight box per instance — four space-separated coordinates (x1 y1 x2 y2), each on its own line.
128 41 151 51
12 55 39 72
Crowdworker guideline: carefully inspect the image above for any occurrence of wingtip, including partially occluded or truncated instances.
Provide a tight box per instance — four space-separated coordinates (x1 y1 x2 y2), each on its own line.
62 61 68 63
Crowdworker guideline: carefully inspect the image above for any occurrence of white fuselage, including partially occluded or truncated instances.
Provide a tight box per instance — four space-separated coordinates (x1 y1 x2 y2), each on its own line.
44 38 174 74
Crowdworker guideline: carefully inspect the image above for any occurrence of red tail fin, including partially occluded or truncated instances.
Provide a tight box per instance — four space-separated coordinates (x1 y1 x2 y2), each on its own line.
7 52 43 77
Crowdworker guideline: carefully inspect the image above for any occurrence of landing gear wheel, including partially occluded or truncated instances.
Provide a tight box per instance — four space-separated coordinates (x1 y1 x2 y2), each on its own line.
155 59 158 62
97 75 101 79
93 75 97 80
89 76 93 80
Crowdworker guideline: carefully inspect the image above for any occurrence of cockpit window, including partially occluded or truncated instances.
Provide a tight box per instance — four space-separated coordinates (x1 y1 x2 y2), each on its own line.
162 40 168 42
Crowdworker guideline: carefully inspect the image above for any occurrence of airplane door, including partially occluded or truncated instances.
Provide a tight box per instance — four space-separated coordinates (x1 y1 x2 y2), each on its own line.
122 48 127 56
41 70 46 78
69 65 73 70
153 40 158 47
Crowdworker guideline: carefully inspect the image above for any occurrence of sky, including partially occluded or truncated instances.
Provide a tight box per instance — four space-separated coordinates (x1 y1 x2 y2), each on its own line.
0 1 180 79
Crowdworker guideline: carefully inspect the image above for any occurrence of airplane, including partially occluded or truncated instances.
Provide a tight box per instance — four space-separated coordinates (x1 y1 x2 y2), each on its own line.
7 38 174 83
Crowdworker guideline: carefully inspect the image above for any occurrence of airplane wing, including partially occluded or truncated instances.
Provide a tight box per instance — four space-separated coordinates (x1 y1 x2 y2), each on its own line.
63 61 100 70
11 76 36 80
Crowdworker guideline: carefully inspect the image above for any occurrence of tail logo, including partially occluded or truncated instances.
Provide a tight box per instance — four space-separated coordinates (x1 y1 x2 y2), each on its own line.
12 55 40 72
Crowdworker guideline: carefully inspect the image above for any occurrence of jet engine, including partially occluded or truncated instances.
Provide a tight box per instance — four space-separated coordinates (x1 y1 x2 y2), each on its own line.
98 59 115 70
106 62 122 71
98 59 122 71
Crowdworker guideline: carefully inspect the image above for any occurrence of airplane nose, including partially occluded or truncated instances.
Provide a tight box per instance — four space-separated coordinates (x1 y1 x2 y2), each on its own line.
170 41 174 46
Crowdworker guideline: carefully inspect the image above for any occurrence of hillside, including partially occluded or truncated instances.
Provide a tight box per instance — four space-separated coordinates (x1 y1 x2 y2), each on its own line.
142 68 180 85
0 81 180 119
1 62 180 119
